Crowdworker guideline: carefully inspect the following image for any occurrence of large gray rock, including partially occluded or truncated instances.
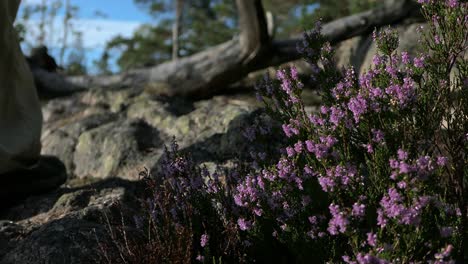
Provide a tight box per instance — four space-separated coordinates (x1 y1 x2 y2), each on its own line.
41 88 261 180
73 119 162 179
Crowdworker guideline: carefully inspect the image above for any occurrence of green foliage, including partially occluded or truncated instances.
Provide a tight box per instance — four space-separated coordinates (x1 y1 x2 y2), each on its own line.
64 31 87 76
103 23 172 71
101 0 236 71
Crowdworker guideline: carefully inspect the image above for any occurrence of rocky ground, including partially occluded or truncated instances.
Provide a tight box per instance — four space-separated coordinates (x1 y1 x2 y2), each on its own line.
0 86 274 263
0 22 423 264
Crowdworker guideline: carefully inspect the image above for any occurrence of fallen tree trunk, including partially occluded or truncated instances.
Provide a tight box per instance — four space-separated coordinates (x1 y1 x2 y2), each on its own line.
31 68 86 99
64 0 419 98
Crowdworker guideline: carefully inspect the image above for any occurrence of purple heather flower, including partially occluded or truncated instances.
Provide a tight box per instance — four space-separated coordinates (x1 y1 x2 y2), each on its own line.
356 253 389 264
380 188 404 219
308 215 318 225
367 232 377 247
318 176 335 192
372 129 385 143
377 209 387 228
389 159 399 169
282 124 293 138
348 95 368 123
237 218 251 231
320 106 329 114
314 144 330 159
352 203 366 217
280 223 288 231
386 78 415 108
388 188 402 201
399 162 412 174
290 66 299 80
369 87 383 99
196 255 205 262
305 140 315 153
437 156 448 166
397 149 408 160
417 156 434 171
200 233 209 247
447 0 458 8
373 54 383 66
413 56 425 68
328 204 349 235
254 207 263 216
294 141 304 153
276 69 286 80
295 176 304 190
400 208 421 226
256 176 265 190
286 146 295 157
342 256 353 264
332 82 346 99
401 51 410 64
365 144 374 153
397 181 407 189
321 135 338 147
304 165 314 176
329 106 345 127
309 114 326 126
385 65 397 77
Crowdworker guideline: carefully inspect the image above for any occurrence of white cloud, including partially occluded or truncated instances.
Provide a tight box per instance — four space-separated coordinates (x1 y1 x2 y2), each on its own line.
20 17 142 49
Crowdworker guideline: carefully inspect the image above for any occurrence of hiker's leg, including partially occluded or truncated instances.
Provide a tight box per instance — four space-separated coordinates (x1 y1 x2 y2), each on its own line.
0 0 43 174
0 1 66 207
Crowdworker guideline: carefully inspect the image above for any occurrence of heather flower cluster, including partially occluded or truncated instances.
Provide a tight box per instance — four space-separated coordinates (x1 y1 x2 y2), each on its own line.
234 1 466 262
126 140 247 263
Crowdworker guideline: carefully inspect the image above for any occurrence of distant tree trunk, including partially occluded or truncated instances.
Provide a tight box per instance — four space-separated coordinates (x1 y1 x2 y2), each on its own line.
59 0 71 66
172 0 184 60
237 0 270 60
47 1 62 47
38 0 47 46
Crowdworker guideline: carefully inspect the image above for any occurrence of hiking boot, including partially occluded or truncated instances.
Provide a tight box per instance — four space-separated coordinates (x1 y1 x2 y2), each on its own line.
0 155 67 207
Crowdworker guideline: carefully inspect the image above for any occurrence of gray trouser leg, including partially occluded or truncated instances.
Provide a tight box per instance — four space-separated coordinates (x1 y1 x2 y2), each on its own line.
0 0 43 174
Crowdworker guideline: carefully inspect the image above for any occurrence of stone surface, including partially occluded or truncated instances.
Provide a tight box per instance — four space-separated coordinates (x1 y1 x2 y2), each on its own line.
40 87 262 181
0 178 143 264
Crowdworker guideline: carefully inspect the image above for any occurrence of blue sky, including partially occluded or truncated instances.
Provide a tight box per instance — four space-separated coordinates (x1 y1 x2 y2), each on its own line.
19 0 155 73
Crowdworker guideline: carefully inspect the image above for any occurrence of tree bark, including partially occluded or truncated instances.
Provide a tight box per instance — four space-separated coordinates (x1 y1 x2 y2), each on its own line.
172 0 183 60
59 0 71 66
32 68 85 98
56 0 419 98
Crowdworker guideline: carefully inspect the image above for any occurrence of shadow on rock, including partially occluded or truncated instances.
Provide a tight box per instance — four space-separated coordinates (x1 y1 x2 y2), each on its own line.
0 177 147 263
